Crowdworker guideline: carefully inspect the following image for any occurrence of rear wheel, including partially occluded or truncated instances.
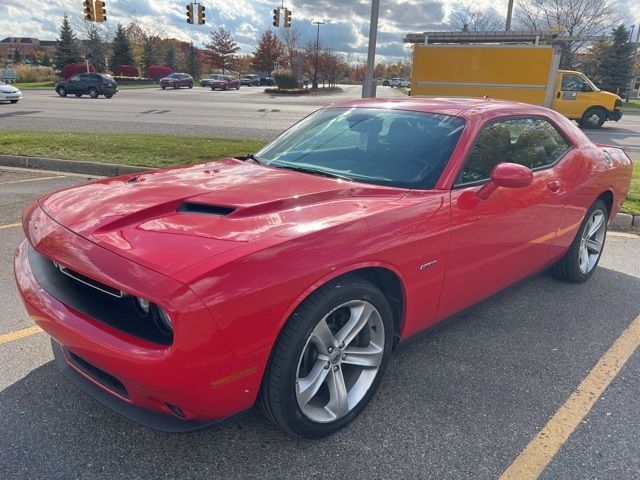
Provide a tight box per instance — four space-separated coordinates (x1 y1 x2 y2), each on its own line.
188 82 193 89
260 276 394 438
579 108 607 129
551 199 608 283
56 86 67 97
88 87 99 99
104 93 113 99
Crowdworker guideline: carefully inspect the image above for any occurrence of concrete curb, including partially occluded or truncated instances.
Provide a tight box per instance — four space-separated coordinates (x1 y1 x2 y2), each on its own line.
0 155 151 177
610 212 639 231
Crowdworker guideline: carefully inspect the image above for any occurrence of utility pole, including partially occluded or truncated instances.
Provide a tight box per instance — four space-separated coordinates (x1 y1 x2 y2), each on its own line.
505 0 514 31
313 20 325 90
362 0 380 98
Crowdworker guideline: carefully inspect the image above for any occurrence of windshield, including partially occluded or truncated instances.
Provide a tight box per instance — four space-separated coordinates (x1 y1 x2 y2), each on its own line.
255 107 465 189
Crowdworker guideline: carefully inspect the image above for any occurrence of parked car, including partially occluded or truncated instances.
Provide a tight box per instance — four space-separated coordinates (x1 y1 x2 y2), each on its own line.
260 76 275 86
55 73 118 99
240 74 261 86
160 73 194 89
389 78 410 88
14 98 632 438
0 80 22 103
381 79 390 87
210 75 240 91
200 74 223 87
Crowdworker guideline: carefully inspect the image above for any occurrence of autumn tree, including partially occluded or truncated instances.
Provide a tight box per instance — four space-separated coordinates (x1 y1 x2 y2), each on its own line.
54 14 81 69
251 29 285 73
110 23 135 68
205 27 240 74
515 0 617 68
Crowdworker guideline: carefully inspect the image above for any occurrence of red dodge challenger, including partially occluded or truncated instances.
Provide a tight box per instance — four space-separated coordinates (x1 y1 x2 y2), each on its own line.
14 98 632 438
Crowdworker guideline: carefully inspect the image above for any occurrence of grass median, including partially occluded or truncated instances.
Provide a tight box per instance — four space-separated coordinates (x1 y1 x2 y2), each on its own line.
0 130 265 169
623 161 640 215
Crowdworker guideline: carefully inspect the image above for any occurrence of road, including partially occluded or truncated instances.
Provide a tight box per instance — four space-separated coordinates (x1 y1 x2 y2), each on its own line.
1 168 639 479
2 86 639 152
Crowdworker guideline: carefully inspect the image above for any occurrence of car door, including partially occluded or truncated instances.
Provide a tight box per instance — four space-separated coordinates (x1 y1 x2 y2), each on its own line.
552 73 591 119
436 116 573 320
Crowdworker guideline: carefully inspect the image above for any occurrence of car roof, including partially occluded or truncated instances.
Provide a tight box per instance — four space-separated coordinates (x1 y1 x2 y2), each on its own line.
328 97 558 119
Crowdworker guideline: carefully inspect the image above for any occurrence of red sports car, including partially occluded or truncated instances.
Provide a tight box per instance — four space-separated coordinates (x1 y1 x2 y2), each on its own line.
14 98 632 438
210 75 240 91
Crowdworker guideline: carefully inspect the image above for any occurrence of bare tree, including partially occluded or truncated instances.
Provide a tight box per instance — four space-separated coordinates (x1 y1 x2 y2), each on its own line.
515 0 618 68
450 5 505 32
279 27 301 69
81 20 110 71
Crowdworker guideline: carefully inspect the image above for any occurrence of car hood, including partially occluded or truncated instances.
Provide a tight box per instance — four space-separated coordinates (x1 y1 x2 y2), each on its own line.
0 84 20 94
38 159 406 276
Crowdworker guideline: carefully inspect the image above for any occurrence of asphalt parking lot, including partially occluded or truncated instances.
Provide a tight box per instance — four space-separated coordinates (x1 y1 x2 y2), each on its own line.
1 167 639 479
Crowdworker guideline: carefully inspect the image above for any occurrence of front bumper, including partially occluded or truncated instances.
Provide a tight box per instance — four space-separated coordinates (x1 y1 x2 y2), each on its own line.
14 206 264 431
609 110 623 121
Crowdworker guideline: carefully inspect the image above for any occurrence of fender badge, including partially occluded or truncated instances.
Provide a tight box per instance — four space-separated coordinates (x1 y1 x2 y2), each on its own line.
419 260 438 270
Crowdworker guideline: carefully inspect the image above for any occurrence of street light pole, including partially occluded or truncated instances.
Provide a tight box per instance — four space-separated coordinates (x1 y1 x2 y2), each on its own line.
362 0 380 98
505 0 514 31
313 20 325 90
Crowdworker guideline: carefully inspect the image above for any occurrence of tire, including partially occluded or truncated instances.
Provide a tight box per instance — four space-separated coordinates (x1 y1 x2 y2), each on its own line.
104 93 113 99
188 83 193 89
10 100 18 103
173 82 179 89
88 88 99 99
223 84 229 91
551 199 608 283
259 276 394 438
579 108 607 129
236 85 240 90
56 87 67 97
161 85 167 90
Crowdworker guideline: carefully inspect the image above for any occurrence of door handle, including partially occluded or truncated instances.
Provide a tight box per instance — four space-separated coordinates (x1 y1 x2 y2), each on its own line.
547 180 561 193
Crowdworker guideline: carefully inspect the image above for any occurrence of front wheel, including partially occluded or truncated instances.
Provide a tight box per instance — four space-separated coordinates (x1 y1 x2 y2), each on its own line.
56 87 67 97
259 276 394 438
88 87 99 99
161 85 167 90
579 108 607 129
551 199 608 283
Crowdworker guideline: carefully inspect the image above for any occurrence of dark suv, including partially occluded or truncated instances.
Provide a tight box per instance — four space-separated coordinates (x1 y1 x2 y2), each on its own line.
55 73 118 99
160 73 194 89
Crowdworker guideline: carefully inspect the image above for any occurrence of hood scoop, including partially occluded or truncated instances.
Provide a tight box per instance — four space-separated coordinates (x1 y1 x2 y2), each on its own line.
177 202 236 216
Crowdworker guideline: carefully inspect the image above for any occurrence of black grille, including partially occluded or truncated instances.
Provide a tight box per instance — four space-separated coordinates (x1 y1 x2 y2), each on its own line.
177 202 235 216
67 350 129 399
28 244 173 345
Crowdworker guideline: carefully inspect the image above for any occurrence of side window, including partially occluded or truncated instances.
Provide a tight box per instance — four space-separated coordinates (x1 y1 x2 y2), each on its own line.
561 74 585 92
458 118 570 185
69 75 80 82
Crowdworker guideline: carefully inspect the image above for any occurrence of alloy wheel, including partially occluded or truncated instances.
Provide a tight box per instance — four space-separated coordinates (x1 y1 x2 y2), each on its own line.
578 209 606 274
295 300 385 423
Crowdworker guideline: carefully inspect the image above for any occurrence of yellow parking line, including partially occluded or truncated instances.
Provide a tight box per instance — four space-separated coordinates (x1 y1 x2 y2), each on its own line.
500 313 640 479
0 326 43 346
0 222 21 230
0 175 61 185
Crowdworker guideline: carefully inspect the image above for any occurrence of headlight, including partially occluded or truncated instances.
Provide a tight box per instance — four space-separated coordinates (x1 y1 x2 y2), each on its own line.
154 306 173 335
135 297 151 315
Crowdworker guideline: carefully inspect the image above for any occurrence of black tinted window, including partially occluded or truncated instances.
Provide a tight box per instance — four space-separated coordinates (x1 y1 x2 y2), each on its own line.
458 118 570 185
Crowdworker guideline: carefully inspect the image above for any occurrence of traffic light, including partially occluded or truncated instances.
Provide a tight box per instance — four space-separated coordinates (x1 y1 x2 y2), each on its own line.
94 1 107 22
186 3 194 24
272 8 280 27
197 4 206 25
283 8 292 28
83 0 95 21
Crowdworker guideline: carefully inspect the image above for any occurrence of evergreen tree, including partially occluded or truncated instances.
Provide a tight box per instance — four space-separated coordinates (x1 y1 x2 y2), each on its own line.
141 37 159 76
83 22 108 72
251 29 285 73
204 27 240 74
583 25 634 93
54 14 80 69
164 44 177 71
110 23 135 67
185 42 200 78
12 49 22 63
42 53 52 67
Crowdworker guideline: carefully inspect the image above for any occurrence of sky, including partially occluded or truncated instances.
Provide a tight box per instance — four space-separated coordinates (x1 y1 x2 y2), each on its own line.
1 0 639 62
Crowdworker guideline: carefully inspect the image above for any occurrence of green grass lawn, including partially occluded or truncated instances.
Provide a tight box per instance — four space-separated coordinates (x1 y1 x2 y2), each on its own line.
622 161 640 215
0 131 265 169
623 99 640 113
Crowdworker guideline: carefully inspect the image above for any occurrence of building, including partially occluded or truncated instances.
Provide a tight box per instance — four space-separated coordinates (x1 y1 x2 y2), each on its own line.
0 37 57 62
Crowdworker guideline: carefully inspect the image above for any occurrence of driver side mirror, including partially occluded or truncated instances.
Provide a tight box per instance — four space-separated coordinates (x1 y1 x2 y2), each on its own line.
477 163 533 200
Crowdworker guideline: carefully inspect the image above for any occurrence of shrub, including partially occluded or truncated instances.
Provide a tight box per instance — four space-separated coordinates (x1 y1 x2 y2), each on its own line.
147 65 173 82
273 69 298 89
15 65 58 82
113 64 140 77
61 63 95 80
